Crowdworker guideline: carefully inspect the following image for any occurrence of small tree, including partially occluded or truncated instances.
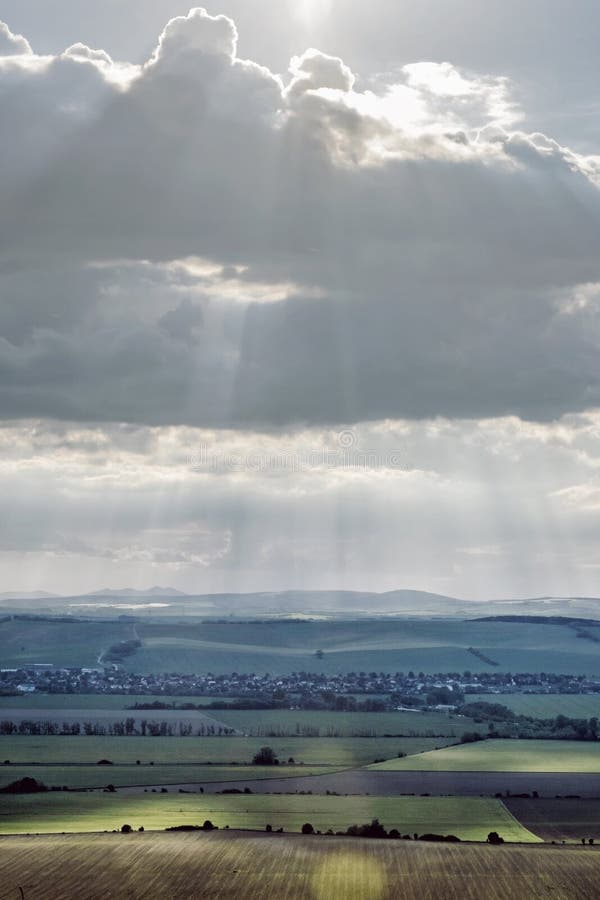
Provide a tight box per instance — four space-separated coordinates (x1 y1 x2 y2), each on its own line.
487 831 504 845
301 823 314 835
121 824 132 834
252 746 278 766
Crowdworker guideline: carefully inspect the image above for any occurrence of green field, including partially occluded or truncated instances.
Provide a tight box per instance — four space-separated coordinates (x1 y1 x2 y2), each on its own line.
468 693 600 719
370 739 600 772
0 618 132 668
2 833 598 900
0 764 334 790
0 792 538 842
4 615 600 674
0 705 474 738
213 708 468 737
0 735 446 767
0 694 234 711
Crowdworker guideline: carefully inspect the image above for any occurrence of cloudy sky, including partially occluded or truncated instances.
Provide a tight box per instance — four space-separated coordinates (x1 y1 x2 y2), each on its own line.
2 3 600 599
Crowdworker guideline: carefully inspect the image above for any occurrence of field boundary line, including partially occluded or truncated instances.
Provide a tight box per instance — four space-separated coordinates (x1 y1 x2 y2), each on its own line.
499 800 544 843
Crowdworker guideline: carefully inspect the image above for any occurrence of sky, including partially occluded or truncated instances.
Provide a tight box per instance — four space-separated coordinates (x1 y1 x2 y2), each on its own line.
1 3 600 599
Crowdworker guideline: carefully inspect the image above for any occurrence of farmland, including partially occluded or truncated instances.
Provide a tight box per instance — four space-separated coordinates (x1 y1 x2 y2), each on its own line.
0 792 537 841
0 763 336 790
370 740 600 772
504 798 600 842
211 708 469 737
469 693 600 719
4 615 600 674
0 706 475 738
0 735 450 767
2 831 598 900
0 694 233 711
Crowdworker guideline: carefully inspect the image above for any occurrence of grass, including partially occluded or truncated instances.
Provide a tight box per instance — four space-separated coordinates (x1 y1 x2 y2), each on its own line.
0 618 133 669
0 793 538 842
3 833 599 900
0 764 335 790
211 708 469 737
369 739 600 772
5 615 600 675
0 735 451 767
468 693 600 719
0 694 235 710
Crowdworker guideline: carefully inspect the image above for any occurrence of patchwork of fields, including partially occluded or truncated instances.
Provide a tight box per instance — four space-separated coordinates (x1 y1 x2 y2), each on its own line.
2 831 598 900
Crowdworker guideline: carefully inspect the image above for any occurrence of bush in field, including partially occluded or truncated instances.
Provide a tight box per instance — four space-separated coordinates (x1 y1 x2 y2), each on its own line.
121 824 132 834
346 819 388 839
460 731 485 744
487 832 504 844
419 833 461 843
301 823 314 835
0 777 47 794
202 820 216 831
252 746 279 766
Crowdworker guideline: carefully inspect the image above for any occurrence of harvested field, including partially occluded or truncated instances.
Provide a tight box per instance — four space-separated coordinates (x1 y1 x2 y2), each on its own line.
0 831 598 900
505 798 600 842
168 769 600 799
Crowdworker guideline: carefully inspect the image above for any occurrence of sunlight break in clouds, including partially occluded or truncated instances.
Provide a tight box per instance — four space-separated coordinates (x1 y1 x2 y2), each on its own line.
1 6 600 598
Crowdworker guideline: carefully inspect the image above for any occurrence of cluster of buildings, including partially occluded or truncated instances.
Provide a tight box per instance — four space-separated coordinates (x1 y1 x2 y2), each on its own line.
1 664 600 700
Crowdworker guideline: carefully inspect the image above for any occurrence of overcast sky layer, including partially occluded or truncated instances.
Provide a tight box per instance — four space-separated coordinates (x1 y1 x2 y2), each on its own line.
1 3 600 599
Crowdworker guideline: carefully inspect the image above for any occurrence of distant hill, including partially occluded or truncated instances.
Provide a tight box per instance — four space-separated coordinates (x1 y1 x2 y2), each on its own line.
92 587 189 598
1 588 600 620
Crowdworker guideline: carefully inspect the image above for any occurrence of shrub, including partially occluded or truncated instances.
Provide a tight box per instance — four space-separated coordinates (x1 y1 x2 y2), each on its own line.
0 777 47 794
265 824 272 833
301 823 315 835
487 831 504 845
460 732 484 744
121 824 132 834
252 746 278 766
202 820 215 831
97 759 113 766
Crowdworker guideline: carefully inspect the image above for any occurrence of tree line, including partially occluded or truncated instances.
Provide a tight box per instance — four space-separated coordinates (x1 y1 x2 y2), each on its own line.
0 719 235 737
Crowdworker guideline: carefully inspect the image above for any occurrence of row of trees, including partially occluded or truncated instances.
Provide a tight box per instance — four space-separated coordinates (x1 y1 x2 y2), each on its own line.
458 702 600 741
0 719 234 737
300 818 465 842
